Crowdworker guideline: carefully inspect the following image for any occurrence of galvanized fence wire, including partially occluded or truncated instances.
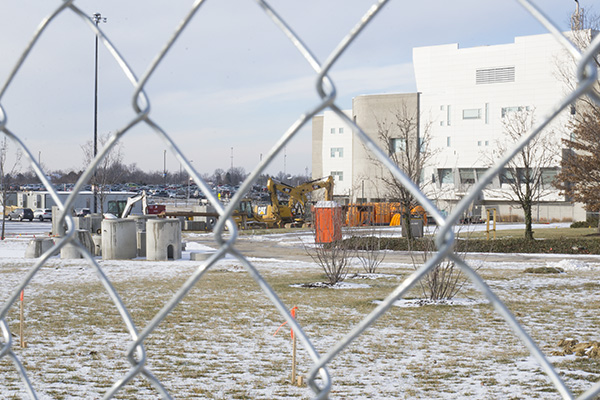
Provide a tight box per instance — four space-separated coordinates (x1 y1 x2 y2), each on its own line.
1 0 600 398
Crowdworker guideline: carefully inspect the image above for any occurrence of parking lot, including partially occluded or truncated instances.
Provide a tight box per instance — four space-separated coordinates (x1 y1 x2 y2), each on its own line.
0 219 52 237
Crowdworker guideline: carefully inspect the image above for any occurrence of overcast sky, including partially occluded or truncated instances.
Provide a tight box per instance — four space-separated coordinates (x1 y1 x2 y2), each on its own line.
0 0 584 178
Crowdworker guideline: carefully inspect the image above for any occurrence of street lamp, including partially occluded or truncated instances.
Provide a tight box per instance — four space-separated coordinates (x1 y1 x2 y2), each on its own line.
187 160 193 204
163 150 167 186
92 12 107 214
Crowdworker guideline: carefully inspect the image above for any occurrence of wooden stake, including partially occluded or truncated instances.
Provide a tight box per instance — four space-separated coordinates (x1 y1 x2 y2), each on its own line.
20 290 26 348
291 331 297 383
493 209 497 240
486 210 490 241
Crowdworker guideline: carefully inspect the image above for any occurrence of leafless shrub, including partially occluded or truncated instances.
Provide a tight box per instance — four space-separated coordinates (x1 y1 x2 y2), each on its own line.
354 226 386 274
308 239 354 285
409 232 472 301
303 212 354 285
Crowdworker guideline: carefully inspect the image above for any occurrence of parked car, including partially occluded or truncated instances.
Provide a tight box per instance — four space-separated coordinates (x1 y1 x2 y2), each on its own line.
8 208 34 221
33 208 52 221
75 208 91 217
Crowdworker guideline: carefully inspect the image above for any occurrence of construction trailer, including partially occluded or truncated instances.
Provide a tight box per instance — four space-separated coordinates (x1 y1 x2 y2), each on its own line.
16 191 144 216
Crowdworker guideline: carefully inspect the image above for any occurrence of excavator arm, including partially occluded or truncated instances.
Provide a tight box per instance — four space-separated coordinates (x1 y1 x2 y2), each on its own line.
266 176 334 222
120 190 148 218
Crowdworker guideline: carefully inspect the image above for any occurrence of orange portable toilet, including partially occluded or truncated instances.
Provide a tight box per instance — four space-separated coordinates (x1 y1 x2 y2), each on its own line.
314 201 342 243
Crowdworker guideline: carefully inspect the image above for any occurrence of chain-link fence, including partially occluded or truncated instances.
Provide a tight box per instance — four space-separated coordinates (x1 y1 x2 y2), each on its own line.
2 0 600 399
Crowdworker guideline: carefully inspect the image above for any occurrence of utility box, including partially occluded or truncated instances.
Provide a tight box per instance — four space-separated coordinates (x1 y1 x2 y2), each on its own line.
314 201 342 244
409 218 424 238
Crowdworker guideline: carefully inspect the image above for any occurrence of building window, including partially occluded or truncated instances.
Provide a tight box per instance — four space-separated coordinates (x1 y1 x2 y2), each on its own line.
330 147 343 158
517 168 534 184
390 138 406 153
476 66 515 84
475 168 488 182
500 169 516 185
438 169 453 184
330 128 335 134
447 105 451 126
477 141 482 146
463 108 481 119
501 106 530 118
541 168 558 187
485 140 489 146
459 169 475 184
485 103 489 124
331 171 344 182
339 127 344 134
446 136 451 147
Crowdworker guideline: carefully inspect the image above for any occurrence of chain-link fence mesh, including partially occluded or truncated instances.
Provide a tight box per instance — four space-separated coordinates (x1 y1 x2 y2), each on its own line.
1 0 600 399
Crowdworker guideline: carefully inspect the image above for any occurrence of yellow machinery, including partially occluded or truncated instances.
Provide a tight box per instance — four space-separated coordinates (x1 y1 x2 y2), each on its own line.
254 176 334 228
233 199 268 229
389 205 427 226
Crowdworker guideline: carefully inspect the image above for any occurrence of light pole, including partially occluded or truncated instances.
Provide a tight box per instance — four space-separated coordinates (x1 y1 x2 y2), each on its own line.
92 12 107 213
163 150 167 186
187 160 193 204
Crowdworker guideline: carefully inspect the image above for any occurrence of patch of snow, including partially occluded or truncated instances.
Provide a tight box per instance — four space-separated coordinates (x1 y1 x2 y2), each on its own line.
290 281 370 289
348 272 399 280
376 298 487 308
546 259 594 271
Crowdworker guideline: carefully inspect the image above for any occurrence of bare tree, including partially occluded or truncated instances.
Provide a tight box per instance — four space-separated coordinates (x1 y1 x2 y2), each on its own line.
554 107 600 229
555 4 600 111
0 137 22 240
81 133 124 214
552 4 600 228
491 109 559 240
225 167 248 186
368 103 435 239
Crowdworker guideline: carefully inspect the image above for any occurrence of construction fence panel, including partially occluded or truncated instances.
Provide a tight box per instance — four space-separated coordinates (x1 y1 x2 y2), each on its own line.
1 0 600 399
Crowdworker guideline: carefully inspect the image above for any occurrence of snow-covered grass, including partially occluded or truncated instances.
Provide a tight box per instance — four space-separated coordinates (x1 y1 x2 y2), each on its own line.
2 232 600 399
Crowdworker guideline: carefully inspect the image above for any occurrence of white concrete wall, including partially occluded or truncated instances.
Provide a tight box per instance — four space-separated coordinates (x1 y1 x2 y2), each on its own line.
413 32 574 203
320 110 354 198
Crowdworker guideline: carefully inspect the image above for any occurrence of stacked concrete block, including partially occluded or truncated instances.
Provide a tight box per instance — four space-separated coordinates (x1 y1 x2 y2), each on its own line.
60 230 95 259
146 219 182 261
101 219 137 260
24 238 56 258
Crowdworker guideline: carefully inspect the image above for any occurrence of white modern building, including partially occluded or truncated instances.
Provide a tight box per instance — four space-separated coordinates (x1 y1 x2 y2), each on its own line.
313 31 596 222
312 93 420 203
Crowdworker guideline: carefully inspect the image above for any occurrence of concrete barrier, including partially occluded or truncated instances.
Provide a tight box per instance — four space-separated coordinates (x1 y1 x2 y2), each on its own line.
101 219 137 260
91 234 102 256
127 214 158 233
60 230 95 259
74 216 91 232
89 214 103 235
146 219 182 261
24 238 55 258
190 251 215 261
137 230 146 257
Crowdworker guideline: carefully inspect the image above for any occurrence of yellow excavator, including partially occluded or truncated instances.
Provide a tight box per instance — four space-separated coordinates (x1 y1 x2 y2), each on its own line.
254 176 334 228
